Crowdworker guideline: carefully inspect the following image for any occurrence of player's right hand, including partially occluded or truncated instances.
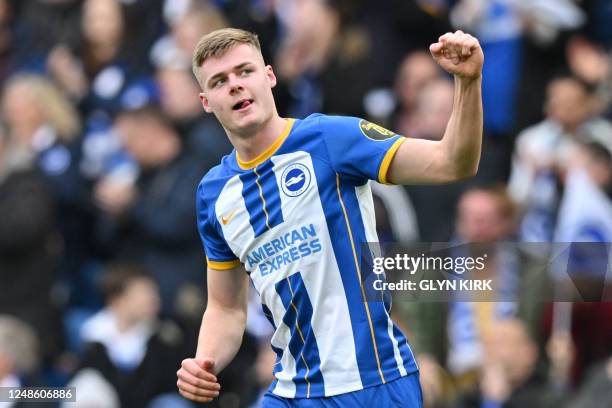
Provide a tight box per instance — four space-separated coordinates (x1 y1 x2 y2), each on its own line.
177 357 221 403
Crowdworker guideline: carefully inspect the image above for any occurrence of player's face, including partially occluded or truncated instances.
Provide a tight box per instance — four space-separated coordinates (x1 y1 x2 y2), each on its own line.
198 44 278 135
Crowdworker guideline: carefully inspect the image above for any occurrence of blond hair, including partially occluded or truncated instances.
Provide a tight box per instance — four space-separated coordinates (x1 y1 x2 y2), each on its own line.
192 28 261 88
4 74 81 142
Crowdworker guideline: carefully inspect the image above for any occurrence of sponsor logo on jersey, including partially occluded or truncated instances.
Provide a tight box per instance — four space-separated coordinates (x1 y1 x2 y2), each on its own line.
245 224 322 276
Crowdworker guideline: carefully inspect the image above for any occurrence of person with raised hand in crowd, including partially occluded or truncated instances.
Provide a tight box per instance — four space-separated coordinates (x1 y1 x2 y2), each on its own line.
93 105 207 316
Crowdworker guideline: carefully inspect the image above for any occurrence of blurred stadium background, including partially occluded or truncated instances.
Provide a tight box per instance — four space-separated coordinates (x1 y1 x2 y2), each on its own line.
0 0 611 407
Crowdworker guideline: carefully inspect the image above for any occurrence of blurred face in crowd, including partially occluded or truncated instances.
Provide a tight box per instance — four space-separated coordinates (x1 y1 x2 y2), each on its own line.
82 0 123 46
111 277 160 326
483 320 537 387
414 79 454 140
396 51 441 110
286 0 338 47
198 43 278 136
115 113 179 168
115 114 150 165
1 82 44 144
274 0 339 80
173 9 226 57
545 78 593 132
456 190 513 242
157 68 202 121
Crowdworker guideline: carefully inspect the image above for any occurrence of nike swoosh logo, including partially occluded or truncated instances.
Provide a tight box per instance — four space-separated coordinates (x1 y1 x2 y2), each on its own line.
221 208 237 225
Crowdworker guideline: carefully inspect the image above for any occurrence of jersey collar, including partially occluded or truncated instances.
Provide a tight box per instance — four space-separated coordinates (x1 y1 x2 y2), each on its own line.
236 118 295 170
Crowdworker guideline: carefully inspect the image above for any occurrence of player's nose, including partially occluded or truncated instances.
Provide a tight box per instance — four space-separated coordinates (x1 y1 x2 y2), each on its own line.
228 74 244 95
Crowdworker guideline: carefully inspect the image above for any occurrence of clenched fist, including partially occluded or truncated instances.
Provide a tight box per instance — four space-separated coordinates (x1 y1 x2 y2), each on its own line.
430 30 484 80
177 357 221 403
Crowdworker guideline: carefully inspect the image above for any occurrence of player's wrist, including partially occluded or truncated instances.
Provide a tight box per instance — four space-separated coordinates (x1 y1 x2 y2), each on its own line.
454 73 482 86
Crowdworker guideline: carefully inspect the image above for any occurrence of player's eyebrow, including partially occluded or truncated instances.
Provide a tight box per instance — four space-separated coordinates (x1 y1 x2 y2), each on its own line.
207 62 254 88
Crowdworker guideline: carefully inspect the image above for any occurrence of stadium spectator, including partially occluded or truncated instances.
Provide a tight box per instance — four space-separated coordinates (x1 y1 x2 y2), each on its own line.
0 315 40 389
151 3 233 166
543 136 612 389
1 74 82 171
543 302 612 390
150 1 227 72
61 368 120 408
76 263 186 407
555 137 612 243
93 105 207 315
274 0 374 117
509 75 612 242
454 319 561 408
220 0 280 65
1 73 93 302
155 61 232 166
565 35 612 119
390 51 444 138
411 77 454 141
0 124 64 363
396 186 550 406
46 0 157 120
359 0 453 89
11 0 82 72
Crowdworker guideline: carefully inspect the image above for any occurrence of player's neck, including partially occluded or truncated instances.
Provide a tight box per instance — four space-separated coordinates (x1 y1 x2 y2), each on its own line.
231 114 288 163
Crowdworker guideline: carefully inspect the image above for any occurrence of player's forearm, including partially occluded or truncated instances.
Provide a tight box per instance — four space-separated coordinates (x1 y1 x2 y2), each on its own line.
441 75 483 179
195 304 246 374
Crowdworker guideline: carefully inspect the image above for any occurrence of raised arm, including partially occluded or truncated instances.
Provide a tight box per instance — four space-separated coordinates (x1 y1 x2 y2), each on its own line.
387 31 484 184
177 264 249 403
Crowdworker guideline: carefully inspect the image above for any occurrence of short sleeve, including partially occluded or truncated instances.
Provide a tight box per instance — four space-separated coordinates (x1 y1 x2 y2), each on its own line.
196 183 240 270
319 115 407 184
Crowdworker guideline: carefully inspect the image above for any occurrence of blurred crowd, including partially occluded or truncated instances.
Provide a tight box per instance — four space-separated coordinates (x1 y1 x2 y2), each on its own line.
0 0 610 407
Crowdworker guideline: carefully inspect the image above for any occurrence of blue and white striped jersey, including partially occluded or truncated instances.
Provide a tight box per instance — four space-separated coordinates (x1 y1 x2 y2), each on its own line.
196 114 418 398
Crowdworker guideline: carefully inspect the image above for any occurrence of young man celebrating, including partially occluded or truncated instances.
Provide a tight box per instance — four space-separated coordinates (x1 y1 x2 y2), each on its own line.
177 28 483 407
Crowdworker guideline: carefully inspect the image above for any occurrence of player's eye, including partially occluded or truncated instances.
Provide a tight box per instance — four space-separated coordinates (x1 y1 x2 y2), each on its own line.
212 78 226 88
240 68 253 76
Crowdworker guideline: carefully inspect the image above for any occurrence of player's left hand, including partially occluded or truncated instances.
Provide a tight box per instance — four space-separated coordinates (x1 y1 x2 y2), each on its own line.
429 30 483 80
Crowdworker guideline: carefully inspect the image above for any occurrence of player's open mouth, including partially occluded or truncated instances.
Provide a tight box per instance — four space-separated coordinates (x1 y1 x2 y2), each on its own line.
232 99 254 111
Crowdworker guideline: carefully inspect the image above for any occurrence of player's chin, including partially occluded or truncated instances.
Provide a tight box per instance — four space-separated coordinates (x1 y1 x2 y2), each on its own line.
233 112 262 130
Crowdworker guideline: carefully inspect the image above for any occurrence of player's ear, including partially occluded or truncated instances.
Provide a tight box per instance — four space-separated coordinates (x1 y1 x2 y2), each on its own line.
266 65 277 88
200 92 213 113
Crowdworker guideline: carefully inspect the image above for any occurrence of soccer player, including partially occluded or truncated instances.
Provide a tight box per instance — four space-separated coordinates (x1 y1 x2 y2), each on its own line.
177 28 483 407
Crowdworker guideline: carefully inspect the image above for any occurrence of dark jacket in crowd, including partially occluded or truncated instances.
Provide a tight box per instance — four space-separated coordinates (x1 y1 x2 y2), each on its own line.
454 368 561 408
0 167 64 360
96 150 208 315
79 327 182 407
